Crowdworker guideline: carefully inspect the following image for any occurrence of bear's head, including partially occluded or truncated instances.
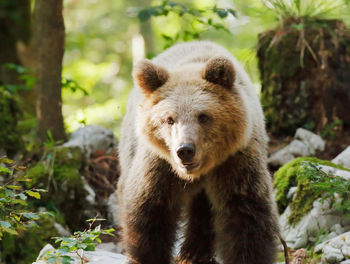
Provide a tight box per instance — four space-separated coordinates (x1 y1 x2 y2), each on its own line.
133 56 250 181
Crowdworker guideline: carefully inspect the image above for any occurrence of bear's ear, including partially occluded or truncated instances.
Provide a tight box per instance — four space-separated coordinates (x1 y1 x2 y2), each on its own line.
133 59 169 95
202 56 235 90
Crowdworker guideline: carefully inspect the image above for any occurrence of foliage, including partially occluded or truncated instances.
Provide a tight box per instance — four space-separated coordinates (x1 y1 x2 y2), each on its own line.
262 0 346 21
25 140 89 230
1 215 60 264
0 156 58 264
320 119 343 140
42 217 114 264
274 157 350 225
0 156 48 239
137 1 236 49
0 86 23 156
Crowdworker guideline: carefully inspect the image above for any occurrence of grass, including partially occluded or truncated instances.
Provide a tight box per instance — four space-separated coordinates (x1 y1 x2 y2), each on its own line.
262 0 347 21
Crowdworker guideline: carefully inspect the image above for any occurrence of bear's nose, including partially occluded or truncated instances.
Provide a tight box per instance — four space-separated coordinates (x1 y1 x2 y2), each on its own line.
176 143 196 163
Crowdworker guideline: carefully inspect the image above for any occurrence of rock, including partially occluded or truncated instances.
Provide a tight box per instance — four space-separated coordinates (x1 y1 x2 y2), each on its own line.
315 232 350 263
268 128 325 167
33 246 127 264
107 190 119 225
321 245 344 263
53 222 71 237
295 128 325 155
280 199 350 249
333 146 350 169
317 165 350 180
62 125 117 161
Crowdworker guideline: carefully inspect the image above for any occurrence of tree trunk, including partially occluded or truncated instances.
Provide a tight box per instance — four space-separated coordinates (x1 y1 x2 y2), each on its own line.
33 0 66 142
258 19 350 136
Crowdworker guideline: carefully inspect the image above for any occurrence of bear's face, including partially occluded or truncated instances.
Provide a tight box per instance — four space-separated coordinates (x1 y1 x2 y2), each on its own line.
134 57 248 181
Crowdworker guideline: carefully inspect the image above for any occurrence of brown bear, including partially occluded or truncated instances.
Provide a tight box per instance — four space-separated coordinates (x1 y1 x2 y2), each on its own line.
117 41 280 264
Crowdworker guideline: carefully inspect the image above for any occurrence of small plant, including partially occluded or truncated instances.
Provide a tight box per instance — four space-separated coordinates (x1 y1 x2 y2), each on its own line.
320 119 343 140
43 217 114 264
305 162 350 216
136 1 236 49
262 0 345 21
0 156 47 239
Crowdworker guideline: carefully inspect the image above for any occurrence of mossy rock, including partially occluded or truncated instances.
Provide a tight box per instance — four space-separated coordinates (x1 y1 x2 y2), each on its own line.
0 87 23 156
258 19 350 135
26 146 90 230
274 157 350 226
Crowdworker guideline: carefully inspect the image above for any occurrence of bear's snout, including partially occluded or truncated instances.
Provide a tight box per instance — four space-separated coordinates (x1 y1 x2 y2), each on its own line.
176 143 196 164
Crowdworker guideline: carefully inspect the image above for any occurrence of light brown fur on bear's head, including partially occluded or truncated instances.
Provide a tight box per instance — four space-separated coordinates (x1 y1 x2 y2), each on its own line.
133 57 248 181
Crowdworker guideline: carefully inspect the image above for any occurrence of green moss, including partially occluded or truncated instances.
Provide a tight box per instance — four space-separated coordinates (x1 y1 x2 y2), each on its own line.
0 87 23 156
274 157 350 225
25 146 88 230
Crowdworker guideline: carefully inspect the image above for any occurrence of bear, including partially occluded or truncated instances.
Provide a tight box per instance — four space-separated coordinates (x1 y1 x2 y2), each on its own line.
117 41 280 264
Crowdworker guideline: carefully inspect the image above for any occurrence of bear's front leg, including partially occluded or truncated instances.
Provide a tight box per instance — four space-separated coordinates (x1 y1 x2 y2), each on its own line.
120 153 181 264
206 153 280 264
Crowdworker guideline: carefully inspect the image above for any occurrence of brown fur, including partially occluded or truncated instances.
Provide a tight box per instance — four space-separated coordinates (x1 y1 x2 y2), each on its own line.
118 41 280 264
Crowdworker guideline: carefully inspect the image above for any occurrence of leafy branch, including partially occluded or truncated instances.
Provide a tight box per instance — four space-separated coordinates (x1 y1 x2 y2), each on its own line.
137 1 236 49
43 217 115 264
0 156 48 239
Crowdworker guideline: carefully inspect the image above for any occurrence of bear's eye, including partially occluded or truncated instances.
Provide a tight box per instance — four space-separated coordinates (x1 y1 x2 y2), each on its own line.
167 117 175 125
198 113 210 124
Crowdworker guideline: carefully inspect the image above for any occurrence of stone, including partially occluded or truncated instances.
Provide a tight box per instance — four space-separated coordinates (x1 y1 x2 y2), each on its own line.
53 222 70 237
295 128 325 155
314 232 350 263
268 147 295 167
107 190 119 225
333 146 350 169
62 125 117 161
280 198 350 249
33 246 127 264
321 245 344 263
268 128 326 167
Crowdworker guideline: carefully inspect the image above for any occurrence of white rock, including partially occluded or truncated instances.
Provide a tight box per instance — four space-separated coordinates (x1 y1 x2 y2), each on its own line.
280 198 349 249
62 125 117 161
321 245 344 263
295 128 325 155
341 244 350 258
107 190 119 225
341 259 350 264
287 187 297 200
268 147 295 167
268 128 326 167
315 232 350 264
288 140 310 156
36 244 55 261
96 242 123 254
318 165 350 181
333 146 350 169
53 223 70 237
33 248 127 264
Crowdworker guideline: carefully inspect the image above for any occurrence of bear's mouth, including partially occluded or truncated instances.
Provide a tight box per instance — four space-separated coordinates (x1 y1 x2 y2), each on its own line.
180 162 199 172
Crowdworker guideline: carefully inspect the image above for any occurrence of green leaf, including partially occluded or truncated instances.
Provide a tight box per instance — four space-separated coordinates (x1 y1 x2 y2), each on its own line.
18 193 27 200
12 199 27 205
26 190 41 199
6 185 22 191
0 166 13 176
138 9 151 22
2 227 18 235
22 212 39 220
0 221 11 228
216 9 228 18
0 158 14 164
61 256 74 264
